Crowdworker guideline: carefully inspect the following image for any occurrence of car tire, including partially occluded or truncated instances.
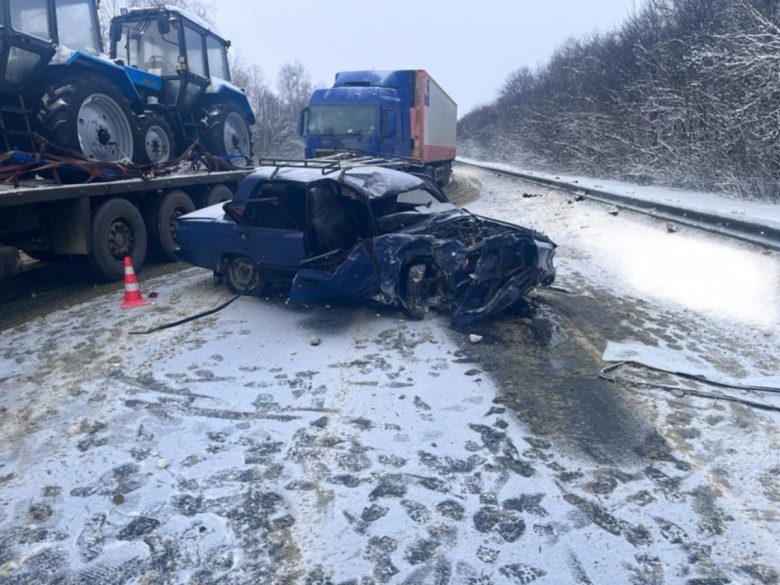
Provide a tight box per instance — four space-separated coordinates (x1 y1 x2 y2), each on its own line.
145 190 196 262
402 263 428 320
88 198 147 281
225 255 259 294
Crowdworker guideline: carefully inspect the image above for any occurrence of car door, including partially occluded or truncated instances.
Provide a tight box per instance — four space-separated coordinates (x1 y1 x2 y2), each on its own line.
228 197 306 272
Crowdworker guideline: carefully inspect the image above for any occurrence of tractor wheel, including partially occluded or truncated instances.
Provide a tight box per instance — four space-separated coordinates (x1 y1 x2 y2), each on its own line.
88 198 147 281
144 190 195 262
224 256 259 294
39 75 135 163
201 101 253 163
135 112 175 166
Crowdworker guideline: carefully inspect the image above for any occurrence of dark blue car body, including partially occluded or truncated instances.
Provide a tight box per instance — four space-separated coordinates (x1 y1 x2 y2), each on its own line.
176 165 556 327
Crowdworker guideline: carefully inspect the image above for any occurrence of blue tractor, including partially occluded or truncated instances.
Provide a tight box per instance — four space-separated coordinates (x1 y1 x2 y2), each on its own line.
0 0 254 165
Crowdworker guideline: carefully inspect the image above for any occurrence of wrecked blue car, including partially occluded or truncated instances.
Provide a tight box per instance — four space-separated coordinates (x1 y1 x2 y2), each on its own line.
175 164 556 327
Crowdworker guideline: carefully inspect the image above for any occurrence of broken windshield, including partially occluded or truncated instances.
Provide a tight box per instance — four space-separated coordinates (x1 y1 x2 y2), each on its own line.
308 105 376 136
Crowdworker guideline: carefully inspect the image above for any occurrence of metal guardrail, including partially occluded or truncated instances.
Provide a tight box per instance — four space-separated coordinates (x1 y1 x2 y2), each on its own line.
457 160 780 252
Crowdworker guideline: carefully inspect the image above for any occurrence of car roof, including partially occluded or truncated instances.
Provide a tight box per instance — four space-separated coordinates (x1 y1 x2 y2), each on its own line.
242 165 427 200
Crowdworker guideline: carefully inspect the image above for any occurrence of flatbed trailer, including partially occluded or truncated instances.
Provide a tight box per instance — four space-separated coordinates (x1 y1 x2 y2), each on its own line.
0 167 253 281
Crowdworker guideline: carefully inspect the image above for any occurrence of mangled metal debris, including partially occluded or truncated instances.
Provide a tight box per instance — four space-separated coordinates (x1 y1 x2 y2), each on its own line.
176 165 556 326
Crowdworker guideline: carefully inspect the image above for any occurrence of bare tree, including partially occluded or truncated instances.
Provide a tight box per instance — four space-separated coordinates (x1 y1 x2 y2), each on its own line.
230 56 315 157
277 61 313 118
459 0 780 201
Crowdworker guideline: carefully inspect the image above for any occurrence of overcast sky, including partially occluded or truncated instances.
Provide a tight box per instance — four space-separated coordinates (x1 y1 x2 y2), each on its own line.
216 0 640 116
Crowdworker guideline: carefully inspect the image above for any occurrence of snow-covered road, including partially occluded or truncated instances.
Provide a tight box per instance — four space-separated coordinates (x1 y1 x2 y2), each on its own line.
1 168 779 584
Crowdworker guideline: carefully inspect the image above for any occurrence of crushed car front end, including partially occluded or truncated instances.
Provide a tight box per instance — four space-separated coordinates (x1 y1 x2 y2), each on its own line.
384 212 556 327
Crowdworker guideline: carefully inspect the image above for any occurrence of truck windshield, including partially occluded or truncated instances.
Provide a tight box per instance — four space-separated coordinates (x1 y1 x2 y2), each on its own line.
116 19 181 76
308 106 376 137
55 0 100 54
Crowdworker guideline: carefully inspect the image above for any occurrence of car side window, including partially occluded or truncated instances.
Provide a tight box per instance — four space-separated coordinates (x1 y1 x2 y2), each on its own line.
244 198 298 230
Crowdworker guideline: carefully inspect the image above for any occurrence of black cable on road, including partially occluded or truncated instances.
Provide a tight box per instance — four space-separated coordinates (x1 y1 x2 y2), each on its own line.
130 293 243 335
600 362 780 414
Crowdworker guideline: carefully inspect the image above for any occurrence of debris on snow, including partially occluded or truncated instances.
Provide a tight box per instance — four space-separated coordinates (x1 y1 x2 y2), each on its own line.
310 335 321 346
608 206 620 216
469 334 484 344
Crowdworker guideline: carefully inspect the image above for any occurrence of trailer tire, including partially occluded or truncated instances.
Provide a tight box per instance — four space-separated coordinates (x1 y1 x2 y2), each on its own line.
0 246 19 280
145 190 195 262
224 255 259 294
89 198 147 281
201 100 253 162
39 75 136 163
438 166 452 187
203 183 234 207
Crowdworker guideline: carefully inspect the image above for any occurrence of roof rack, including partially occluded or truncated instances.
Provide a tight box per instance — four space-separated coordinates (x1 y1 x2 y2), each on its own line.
256 152 409 179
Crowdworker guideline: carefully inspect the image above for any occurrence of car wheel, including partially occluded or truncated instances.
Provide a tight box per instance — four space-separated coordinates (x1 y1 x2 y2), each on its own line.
402 263 428 320
225 256 259 294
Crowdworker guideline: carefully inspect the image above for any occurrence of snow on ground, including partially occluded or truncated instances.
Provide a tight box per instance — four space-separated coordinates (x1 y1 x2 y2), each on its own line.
459 157 780 232
1 168 780 584
461 164 779 346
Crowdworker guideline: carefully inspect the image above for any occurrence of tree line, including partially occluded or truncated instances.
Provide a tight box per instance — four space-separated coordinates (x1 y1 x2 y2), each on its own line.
458 0 780 201
99 0 312 157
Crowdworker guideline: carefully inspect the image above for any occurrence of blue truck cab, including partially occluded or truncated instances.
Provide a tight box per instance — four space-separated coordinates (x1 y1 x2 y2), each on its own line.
299 70 457 186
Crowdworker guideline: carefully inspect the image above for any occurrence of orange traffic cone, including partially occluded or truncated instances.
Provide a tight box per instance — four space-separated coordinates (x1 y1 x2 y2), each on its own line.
120 256 150 309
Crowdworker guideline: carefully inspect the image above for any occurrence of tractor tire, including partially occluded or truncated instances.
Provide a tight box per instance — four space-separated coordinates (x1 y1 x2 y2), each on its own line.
135 111 175 165
88 198 147 281
144 190 195 262
39 74 136 163
201 100 253 163
224 255 259 294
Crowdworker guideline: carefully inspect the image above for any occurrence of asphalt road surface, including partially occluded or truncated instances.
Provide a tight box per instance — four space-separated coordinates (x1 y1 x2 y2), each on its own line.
0 168 778 584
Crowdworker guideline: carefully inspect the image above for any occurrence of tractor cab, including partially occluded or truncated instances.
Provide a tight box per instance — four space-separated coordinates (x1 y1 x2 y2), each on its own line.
0 0 101 92
109 6 231 111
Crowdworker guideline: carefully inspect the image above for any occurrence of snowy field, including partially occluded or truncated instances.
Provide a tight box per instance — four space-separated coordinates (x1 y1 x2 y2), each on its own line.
1 167 779 584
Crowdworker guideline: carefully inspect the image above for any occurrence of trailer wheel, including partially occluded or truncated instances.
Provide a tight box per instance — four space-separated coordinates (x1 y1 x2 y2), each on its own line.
145 190 195 262
224 256 259 294
201 101 253 162
135 112 175 165
39 75 135 163
203 183 234 207
89 198 147 281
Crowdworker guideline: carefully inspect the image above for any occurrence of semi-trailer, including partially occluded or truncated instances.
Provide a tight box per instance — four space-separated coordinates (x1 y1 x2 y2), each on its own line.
0 164 251 281
299 70 457 185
